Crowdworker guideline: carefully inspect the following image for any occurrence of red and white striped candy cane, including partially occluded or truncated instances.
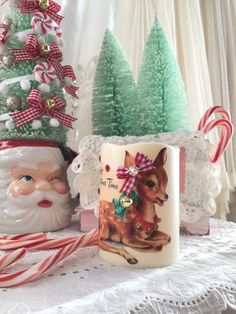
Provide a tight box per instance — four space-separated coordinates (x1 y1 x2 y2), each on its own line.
198 105 231 131
0 236 78 251
0 233 47 241
202 118 233 163
0 0 8 6
0 249 26 271
0 229 98 287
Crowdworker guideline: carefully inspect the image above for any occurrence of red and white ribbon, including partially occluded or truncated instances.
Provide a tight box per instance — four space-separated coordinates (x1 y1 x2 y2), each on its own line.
117 152 154 194
12 34 64 78
0 23 9 43
12 34 62 61
16 0 63 26
61 65 79 98
31 11 53 34
10 89 77 128
0 229 98 287
198 106 233 163
33 62 79 98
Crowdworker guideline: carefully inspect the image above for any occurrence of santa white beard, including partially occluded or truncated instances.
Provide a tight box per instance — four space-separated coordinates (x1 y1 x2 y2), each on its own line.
0 174 73 234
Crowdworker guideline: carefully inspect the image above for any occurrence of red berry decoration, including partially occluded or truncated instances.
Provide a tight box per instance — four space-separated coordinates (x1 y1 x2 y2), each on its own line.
105 165 110 172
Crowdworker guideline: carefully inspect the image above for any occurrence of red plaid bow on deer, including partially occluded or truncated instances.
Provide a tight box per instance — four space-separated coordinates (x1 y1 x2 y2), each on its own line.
117 153 154 195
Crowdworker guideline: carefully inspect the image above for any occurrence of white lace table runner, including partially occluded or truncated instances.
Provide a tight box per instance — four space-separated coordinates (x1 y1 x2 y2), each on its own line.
1 218 236 314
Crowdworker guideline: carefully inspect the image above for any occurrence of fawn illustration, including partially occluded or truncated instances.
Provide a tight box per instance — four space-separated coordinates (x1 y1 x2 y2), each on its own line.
99 148 171 264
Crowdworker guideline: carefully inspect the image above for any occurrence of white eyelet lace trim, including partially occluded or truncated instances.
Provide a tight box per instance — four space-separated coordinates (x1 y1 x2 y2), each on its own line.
71 133 226 224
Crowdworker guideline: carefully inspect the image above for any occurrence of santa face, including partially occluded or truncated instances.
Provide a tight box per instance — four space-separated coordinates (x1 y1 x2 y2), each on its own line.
8 162 69 205
0 148 74 234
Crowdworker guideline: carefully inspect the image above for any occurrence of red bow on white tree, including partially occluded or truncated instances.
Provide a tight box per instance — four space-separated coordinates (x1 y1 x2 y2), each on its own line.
117 153 155 195
61 65 79 98
10 89 77 128
16 0 63 26
12 34 63 75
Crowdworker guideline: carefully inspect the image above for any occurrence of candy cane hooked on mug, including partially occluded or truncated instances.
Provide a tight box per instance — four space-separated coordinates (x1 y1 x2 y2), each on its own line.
198 105 231 131
0 229 98 287
202 119 233 163
198 106 233 163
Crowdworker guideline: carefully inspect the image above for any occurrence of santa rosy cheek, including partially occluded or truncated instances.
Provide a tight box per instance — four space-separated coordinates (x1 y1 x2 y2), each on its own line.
53 182 69 195
8 182 35 197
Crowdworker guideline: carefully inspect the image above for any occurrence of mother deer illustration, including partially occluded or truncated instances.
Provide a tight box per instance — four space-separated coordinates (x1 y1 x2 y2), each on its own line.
99 148 171 264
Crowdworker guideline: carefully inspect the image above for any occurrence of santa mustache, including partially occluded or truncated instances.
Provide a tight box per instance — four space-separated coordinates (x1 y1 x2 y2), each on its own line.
7 190 70 209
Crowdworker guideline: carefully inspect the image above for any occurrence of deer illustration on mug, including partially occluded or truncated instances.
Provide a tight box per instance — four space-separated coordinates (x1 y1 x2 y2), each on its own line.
99 148 171 264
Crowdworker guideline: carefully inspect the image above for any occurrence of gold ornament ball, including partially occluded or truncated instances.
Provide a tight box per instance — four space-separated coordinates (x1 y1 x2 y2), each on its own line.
3 53 16 68
6 96 22 110
45 99 56 110
38 0 49 10
40 44 51 55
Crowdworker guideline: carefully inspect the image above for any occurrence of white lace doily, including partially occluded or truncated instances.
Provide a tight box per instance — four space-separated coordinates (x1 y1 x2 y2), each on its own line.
1 217 236 314
71 133 226 224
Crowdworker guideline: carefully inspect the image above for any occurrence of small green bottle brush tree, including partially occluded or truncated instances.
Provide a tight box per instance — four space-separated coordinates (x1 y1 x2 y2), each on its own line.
92 18 192 137
92 29 136 136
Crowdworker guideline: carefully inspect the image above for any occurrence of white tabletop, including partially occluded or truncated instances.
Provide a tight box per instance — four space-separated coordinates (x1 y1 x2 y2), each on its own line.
1 218 236 314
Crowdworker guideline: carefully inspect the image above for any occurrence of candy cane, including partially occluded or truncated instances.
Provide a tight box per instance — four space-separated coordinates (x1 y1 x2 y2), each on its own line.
0 0 8 5
0 237 78 251
0 249 26 271
0 233 47 241
0 229 98 287
202 118 233 163
198 106 231 131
